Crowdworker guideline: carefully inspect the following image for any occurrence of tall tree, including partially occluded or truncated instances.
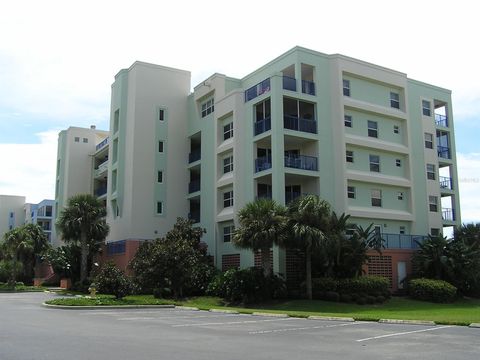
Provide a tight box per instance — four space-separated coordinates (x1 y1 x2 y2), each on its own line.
57 194 109 282
3 227 33 285
286 195 331 300
233 199 287 277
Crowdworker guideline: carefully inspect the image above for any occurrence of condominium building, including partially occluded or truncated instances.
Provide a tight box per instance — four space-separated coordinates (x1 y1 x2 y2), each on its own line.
0 195 26 240
24 199 56 245
56 47 461 291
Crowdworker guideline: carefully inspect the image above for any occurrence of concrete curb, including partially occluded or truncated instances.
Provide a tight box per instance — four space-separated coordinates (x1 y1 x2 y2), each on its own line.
42 303 175 310
469 323 480 328
379 319 436 326
175 306 200 311
252 312 289 318
308 315 355 322
209 309 239 314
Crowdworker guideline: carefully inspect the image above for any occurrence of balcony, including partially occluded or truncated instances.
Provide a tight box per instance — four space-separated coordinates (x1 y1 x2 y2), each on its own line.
96 137 109 152
437 146 451 159
439 176 453 190
94 160 109 178
284 115 317 134
285 191 301 204
382 234 428 249
302 80 315 95
245 78 271 102
284 154 318 171
442 208 456 221
283 76 297 91
189 149 201 163
254 117 271 136
435 114 448 127
255 157 272 173
188 179 200 193
95 186 107 197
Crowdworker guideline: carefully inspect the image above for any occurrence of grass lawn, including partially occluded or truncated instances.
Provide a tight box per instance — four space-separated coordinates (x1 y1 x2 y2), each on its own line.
0 284 45 292
45 295 480 325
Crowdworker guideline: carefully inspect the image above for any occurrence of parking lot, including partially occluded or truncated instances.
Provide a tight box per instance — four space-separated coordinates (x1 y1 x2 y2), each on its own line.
0 292 479 360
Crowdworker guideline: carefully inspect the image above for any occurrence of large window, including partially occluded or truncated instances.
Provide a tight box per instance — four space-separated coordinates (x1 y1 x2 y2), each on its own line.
223 155 233 174
344 115 352 127
426 164 436 180
223 190 234 208
368 120 378 138
369 154 380 172
371 189 382 207
390 92 400 109
422 100 431 116
223 122 233 140
429 196 438 212
201 98 214 118
347 186 356 199
223 225 234 242
346 150 354 163
343 79 350 96
424 133 433 149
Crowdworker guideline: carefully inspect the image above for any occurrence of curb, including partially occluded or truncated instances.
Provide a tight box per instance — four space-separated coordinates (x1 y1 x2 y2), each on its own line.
252 312 289 318
209 309 239 314
308 315 355 322
469 323 480 328
379 319 436 326
175 306 200 311
42 303 175 310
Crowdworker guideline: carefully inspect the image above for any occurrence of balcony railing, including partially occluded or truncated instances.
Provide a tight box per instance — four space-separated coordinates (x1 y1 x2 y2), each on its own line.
188 212 200 224
255 156 272 173
94 160 109 177
382 234 428 249
302 80 315 95
245 78 271 102
435 114 448 127
442 208 456 221
439 176 453 190
283 76 297 91
437 146 451 159
284 115 317 134
95 186 107 197
96 137 109 151
284 154 318 171
189 149 201 163
254 117 271 136
189 179 200 193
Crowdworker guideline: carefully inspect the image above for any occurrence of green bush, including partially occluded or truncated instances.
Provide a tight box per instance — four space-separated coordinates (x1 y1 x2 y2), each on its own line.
94 262 132 299
324 291 340 302
409 278 457 303
337 276 390 297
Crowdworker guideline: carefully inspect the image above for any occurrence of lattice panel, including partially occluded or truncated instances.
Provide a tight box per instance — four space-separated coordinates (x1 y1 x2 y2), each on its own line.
254 249 273 268
222 254 240 272
367 255 393 287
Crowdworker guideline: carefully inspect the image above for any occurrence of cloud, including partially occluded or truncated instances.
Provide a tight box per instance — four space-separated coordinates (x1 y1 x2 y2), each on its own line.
456 152 480 223
0 130 58 203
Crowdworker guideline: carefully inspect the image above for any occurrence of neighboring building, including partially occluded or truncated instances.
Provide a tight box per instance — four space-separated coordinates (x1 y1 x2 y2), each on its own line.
24 199 56 245
55 46 461 291
0 195 26 240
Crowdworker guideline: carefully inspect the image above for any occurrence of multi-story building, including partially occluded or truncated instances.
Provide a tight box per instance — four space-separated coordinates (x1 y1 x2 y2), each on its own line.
24 199 56 245
0 195 26 240
55 47 461 290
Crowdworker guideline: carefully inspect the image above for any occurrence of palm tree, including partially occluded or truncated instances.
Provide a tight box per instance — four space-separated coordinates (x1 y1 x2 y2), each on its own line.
232 199 287 277
413 234 450 280
286 195 331 300
22 223 49 280
3 227 33 285
325 212 350 277
57 194 109 282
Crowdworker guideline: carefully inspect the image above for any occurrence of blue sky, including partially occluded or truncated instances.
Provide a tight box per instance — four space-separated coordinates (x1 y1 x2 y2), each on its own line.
0 0 479 223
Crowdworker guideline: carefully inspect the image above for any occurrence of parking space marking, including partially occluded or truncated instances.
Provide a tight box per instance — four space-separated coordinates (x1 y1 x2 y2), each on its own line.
172 317 295 327
249 321 364 335
356 325 452 342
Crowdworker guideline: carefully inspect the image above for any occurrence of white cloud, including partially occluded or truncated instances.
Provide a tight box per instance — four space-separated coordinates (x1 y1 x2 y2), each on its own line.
0 130 58 203
456 153 480 223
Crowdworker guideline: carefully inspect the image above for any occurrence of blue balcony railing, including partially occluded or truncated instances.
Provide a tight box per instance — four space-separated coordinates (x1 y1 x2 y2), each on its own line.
96 137 109 151
283 76 297 91
437 146 451 159
95 186 107 197
382 234 428 249
245 78 271 102
439 176 453 190
254 117 271 136
189 149 201 163
302 80 315 95
442 208 456 221
284 115 317 134
107 240 126 256
189 179 200 193
284 155 318 171
435 114 448 127
255 156 272 173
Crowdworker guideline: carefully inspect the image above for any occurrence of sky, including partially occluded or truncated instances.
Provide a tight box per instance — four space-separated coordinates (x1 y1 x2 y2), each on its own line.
0 0 478 223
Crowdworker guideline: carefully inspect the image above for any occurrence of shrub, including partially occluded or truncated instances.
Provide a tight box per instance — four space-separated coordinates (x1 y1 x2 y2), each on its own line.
356 297 367 305
71 279 91 293
325 291 340 302
409 278 457 303
337 276 390 297
94 262 132 299
365 295 376 304
153 287 171 299
339 294 352 303
375 295 386 303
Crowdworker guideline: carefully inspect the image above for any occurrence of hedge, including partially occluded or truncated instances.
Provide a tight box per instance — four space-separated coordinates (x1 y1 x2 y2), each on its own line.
409 278 457 303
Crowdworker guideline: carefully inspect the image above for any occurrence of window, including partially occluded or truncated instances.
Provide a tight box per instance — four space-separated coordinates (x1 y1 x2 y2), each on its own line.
400 226 406 235
430 228 440 236
369 155 380 172
397 192 404 200
394 125 399 134
223 155 233 174
223 225 234 242
156 201 163 215
424 133 433 149
422 100 431 116
429 196 438 212
158 141 164 153
158 109 165 121
223 122 233 140
371 189 382 207
343 79 350 96
83 138 88 143
346 150 354 163
223 190 234 208
9 212 14 218
344 115 352 127
426 164 436 180
390 92 400 109
157 171 163 183
396 159 402 167
201 98 214 118
368 120 378 138
74 137 80 142
113 109 120 133
347 186 356 199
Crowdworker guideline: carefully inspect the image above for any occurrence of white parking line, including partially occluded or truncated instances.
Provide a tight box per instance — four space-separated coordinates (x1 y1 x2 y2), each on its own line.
356 325 452 342
172 317 295 327
249 321 364 335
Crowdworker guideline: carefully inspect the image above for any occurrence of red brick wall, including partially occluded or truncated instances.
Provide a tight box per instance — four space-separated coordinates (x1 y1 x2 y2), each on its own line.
366 249 415 292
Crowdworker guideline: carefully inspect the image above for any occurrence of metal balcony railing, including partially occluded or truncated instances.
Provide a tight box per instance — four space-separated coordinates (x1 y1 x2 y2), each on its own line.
437 146 451 159
284 154 318 171
301 80 315 95
245 78 271 102
96 137 109 151
283 76 297 91
189 149 201 163
442 208 455 221
284 115 317 134
439 176 453 190
95 187 107 197
94 160 109 177
435 114 448 127
254 117 271 136
255 156 272 173
188 179 200 193
382 234 428 249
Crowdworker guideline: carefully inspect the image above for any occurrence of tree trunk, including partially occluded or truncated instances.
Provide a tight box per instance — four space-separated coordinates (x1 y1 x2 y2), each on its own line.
261 248 271 277
306 248 312 300
80 233 89 283
10 256 17 286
